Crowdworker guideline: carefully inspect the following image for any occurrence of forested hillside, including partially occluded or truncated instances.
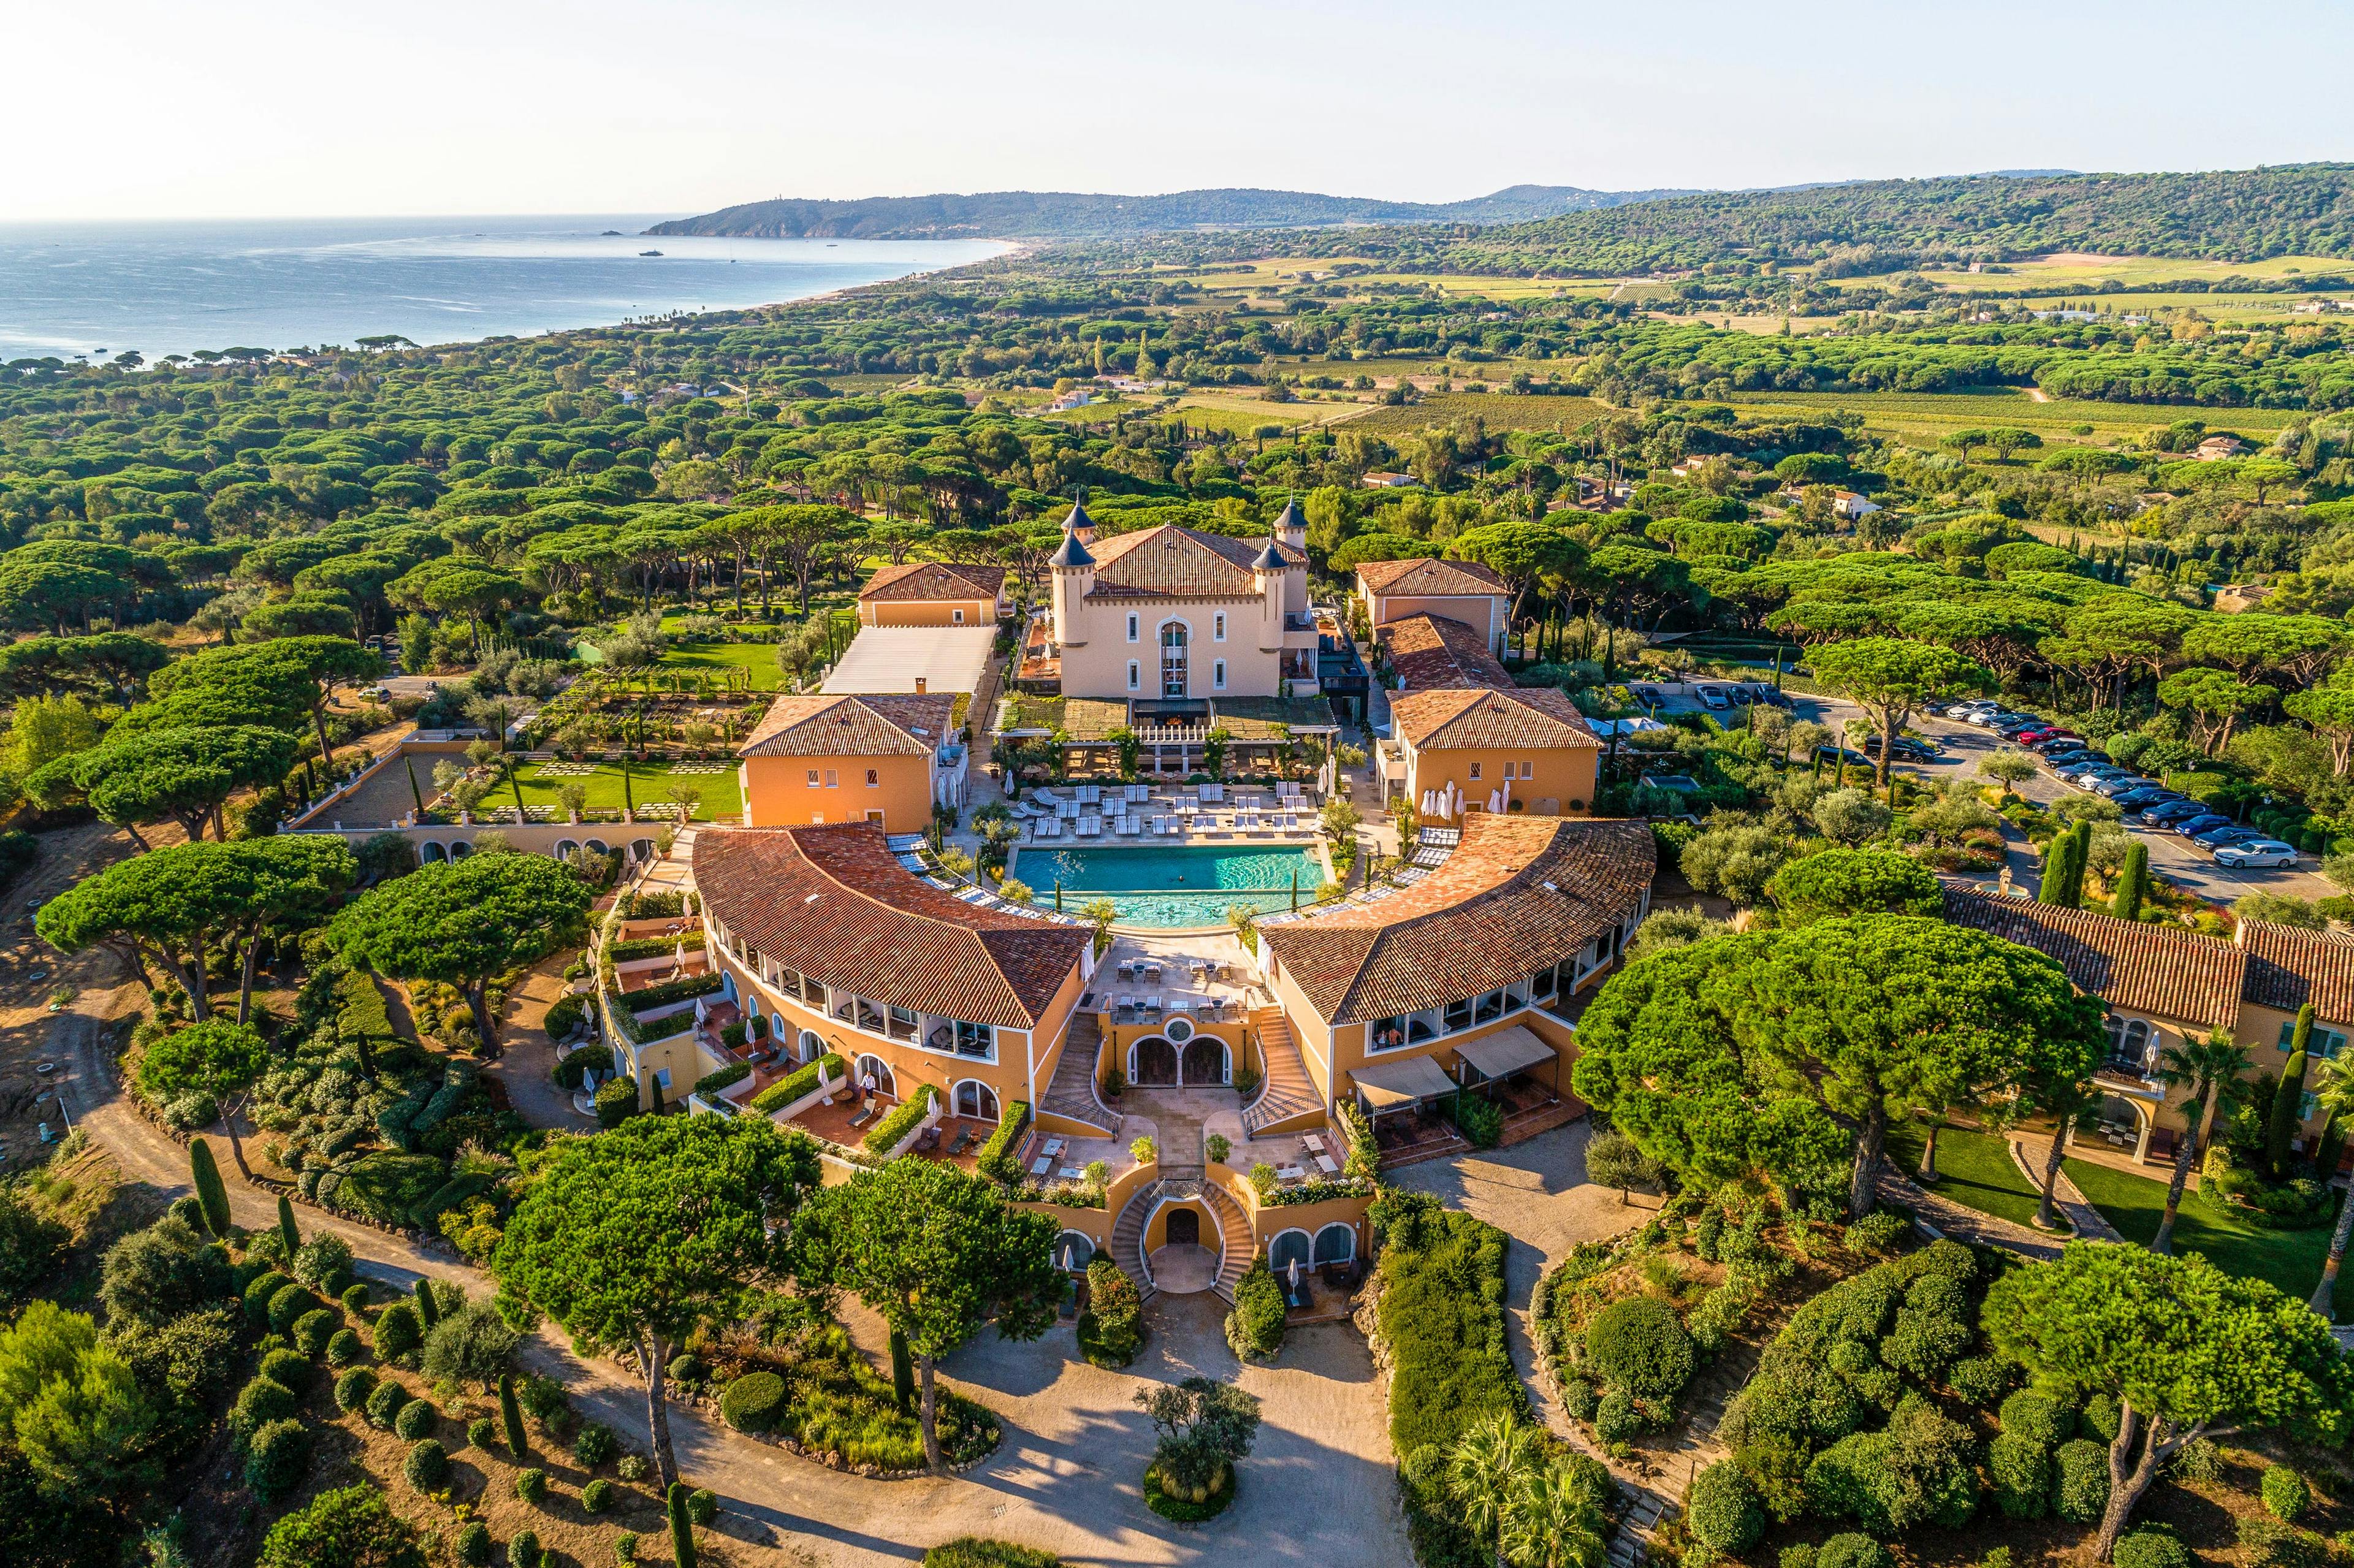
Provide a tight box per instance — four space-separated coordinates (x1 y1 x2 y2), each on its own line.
646 183 1693 240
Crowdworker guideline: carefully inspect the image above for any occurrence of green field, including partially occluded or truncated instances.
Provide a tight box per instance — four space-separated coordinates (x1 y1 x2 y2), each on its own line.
657 639 792 690
1338 390 1608 436
2064 1157 2336 1310
1887 1122 2062 1232
509 761 741 820
1722 388 2300 445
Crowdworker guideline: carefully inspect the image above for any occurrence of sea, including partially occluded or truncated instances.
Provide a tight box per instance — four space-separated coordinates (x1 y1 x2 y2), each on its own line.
0 216 1007 363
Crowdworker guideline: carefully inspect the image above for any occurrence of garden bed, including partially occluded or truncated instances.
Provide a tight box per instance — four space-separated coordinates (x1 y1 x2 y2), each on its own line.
714 1324 1000 1476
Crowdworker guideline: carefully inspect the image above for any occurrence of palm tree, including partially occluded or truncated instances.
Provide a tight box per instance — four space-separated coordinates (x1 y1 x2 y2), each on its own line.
1447 1412 1541 1546
2152 1031 2252 1255
1501 1463 1609 1568
2308 1054 2354 1317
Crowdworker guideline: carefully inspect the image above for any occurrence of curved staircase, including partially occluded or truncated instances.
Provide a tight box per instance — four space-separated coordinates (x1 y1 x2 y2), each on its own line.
1241 1008 1322 1136
1108 1171 1254 1306
1040 1013 1119 1135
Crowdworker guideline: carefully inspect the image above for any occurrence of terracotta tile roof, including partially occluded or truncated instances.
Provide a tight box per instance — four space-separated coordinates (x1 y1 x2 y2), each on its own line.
859 561 1008 603
1356 557 1509 599
1390 686 1602 752
1260 816 1655 1023
738 693 954 758
1939 883 2245 1030
693 825 1084 1030
2236 919 2354 1024
1084 523 1304 600
1377 612 1511 689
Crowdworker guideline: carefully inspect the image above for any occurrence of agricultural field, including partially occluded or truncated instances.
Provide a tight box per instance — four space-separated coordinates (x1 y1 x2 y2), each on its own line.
508 759 742 820
1721 387 2303 446
1335 389 1607 436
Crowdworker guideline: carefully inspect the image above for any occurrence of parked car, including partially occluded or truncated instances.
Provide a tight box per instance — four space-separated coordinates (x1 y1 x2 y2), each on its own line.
2215 839 2301 869
2092 775 2157 799
1865 735 1937 761
2111 788 2176 811
2040 746 2100 766
2192 824 2266 850
2171 813 2234 838
2055 761 2127 783
2141 800 2207 825
1695 686 1731 712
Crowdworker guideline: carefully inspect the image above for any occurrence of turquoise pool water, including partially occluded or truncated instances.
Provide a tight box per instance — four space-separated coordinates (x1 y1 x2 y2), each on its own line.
1016 843 1327 927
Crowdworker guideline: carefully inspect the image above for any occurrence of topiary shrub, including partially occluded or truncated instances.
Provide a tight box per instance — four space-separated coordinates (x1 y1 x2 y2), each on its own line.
292 1307 338 1357
1222 1262 1285 1363
515 1467 547 1504
405 1437 449 1489
720 1371 785 1433
244 1269 293 1326
2081 1391 2122 1443
1988 1431 2051 1520
1688 1460 1765 1555
1594 1387 1642 1446
1998 1388 2074 1447
341 1281 373 1316
1077 1259 1145 1369
2264 1466 2312 1523
455 1522 492 1566
267 1282 316 1335
335 1366 378 1412
1947 1355 2013 1407
326 1327 365 1365
2053 1437 2112 1524
574 1421 619 1468
1844 1211 1910 1255
261 1347 314 1392
1818 1535 1892 1568
231 1376 299 1450
374 1300 422 1359
395 1398 436 1441
2113 1532 2192 1568
613 1534 638 1565
688 1490 718 1526
365 1378 407 1429
1780 1548 1818 1568
667 1354 704 1385
508 1528 540 1568
583 1478 615 1514
1560 1376 1599 1421
1585 1296 1696 1400
468 1416 496 1450
244 1417 311 1498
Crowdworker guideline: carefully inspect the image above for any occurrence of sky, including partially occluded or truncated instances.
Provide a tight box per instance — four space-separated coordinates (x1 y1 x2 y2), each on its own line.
10 0 2354 222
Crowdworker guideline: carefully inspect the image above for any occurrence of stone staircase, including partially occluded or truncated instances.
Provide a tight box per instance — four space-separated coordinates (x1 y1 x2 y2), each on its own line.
1107 1172 1254 1305
1200 1179 1252 1303
1039 1014 1118 1134
1241 1008 1322 1136
1108 1178 1165 1304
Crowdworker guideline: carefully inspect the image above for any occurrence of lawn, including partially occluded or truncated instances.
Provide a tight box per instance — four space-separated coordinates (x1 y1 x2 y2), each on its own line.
2062 1157 2339 1312
508 761 741 820
1721 388 2301 445
1887 1122 2063 1233
658 639 792 690
1338 390 1607 436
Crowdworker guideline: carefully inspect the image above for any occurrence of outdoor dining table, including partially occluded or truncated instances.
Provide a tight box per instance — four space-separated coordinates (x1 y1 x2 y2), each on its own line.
1057 1165 1086 1181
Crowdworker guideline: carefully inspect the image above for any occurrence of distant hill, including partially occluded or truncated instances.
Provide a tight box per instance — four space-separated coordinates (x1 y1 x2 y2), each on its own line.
644 185 1698 240
1439 164 2354 273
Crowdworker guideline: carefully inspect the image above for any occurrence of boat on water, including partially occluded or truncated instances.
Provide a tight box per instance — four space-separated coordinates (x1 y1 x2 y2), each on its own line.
639 249 663 257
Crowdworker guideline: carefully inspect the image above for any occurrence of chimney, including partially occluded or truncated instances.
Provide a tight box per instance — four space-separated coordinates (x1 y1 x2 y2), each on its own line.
913 677 927 694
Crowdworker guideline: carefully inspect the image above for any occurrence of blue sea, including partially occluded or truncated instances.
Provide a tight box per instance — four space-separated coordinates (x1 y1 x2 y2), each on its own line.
0 216 1006 363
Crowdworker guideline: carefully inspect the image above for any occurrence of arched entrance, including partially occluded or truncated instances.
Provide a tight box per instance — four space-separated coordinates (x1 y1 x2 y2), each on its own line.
1131 1036 1178 1087
1166 1208 1200 1246
1159 621 1189 698
1179 1035 1228 1086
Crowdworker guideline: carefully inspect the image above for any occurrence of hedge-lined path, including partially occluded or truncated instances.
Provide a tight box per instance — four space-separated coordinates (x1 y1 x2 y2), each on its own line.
51 948 1410 1566
486 951 588 1128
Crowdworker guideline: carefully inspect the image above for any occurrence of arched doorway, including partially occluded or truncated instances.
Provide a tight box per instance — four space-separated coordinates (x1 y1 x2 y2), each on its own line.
1180 1035 1228 1086
1132 1036 1178 1087
1159 621 1189 698
1313 1222 1356 1265
1053 1231 1094 1272
855 1054 896 1098
955 1080 999 1120
1166 1208 1200 1246
420 842 448 862
448 840 474 859
554 840 579 860
1270 1229 1311 1274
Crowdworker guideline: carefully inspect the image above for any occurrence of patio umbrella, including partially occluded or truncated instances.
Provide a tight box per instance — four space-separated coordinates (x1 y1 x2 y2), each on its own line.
1487 789 1502 813
1061 1243 1077 1272
1289 1257 1300 1292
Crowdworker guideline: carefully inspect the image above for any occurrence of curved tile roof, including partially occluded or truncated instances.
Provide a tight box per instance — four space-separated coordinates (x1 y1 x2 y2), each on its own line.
859 561 1008 603
1260 815 1655 1023
1940 882 2245 1030
1356 557 1509 599
1083 523 1305 599
1390 686 1602 752
693 825 1084 1029
2238 918 2354 1022
1377 612 1510 689
737 693 953 758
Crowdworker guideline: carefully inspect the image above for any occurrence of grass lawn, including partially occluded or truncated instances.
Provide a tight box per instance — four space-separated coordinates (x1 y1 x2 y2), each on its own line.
658 639 791 690
508 761 741 820
1887 1122 2065 1232
2063 1157 2339 1311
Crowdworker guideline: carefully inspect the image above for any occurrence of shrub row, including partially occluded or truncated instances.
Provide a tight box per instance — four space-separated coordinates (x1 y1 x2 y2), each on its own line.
974 1099 1031 1184
691 1062 750 1099
748 1053 845 1114
864 1084 939 1155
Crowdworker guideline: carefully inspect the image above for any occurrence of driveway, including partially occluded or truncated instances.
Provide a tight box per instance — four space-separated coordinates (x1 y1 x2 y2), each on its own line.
1789 694 2339 907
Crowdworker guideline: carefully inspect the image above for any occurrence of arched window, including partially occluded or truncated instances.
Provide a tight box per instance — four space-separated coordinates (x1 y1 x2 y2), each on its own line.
1159 620 1189 697
955 1080 1000 1121
419 842 448 862
448 840 474 860
585 839 611 856
799 1029 825 1064
1269 1229 1312 1274
1312 1222 1356 1265
854 1054 896 1098
554 839 579 860
629 838 656 862
1052 1231 1095 1272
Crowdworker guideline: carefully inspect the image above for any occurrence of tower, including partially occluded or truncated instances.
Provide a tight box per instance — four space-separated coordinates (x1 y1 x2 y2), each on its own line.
1048 509 1094 647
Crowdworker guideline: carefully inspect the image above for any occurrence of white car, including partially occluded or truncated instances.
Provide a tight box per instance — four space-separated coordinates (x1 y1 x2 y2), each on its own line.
2214 840 2300 869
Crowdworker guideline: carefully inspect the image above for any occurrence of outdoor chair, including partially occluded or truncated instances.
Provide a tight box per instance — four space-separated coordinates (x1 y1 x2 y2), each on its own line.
848 1103 876 1130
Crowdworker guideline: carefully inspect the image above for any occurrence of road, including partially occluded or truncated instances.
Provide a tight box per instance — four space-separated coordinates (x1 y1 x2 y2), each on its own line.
1788 693 2339 908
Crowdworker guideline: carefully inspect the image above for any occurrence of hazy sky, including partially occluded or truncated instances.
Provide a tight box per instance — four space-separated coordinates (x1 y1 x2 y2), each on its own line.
13 0 2353 221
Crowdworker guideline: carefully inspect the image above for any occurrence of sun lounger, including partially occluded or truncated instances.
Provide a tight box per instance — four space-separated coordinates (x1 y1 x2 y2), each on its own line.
948 1126 973 1156
1030 1156 1053 1177
1033 787 1064 804
1118 816 1141 835
848 1102 877 1129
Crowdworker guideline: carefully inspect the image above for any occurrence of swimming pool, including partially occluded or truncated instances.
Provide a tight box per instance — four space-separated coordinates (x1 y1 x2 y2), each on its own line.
1014 843 1328 927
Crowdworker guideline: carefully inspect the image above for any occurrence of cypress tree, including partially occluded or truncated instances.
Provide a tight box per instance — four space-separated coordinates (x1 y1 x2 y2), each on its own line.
277 1193 300 1257
190 1137 231 1239
2036 823 2081 905
2112 840 2150 921
889 1327 915 1415
2270 1004 2315 1179
415 1276 441 1330
668 1482 698 1568
498 1372 528 1458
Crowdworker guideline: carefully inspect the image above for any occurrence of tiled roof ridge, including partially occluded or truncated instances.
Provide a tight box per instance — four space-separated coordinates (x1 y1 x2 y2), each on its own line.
1938 880 2245 1030
1357 556 1509 595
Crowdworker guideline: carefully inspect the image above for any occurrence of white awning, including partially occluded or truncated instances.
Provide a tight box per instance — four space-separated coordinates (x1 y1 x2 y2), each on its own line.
821 626 996 695
1351 1053 1457 1109
1454 1023 1555 1083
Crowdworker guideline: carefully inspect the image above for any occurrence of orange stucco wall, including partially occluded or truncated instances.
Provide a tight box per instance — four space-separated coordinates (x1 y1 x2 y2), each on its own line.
740 752 934 831
1360 588 1506 642
860 598 999 628
1406 742 1599 816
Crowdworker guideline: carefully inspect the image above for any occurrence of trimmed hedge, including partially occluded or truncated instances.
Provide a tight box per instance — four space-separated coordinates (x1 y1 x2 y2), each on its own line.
975 1099 1031 1184
515 1467 547 1504
693 1062 750 1098
923 1542 1063 1568
1078 1260 1144 1369
1818 1536 1892 1568
243 1269 292 1326
720 1371 784 1432
327 1328 365 1366
1689 1461 1764 1555
509 1529 540 1568
749 1053 846 1114
1224 1263 1285 1363
294 1308 339 1357
374 1300 422 1358
574 1421 619 1468
1586 1296 1696 1399
455 1523 492 1566
1371 1192 1524 1463
864 1084 939 1154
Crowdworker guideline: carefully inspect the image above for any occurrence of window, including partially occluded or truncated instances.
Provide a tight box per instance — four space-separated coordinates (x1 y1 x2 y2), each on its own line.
1052 1230 1094 1271
2280 1019 2352 1058
887 1003 918 1041
865 809 885 825
952 608 966 624
855 997 885 1035
1312 1223 1356 1265
1270 1230 1311 1273
1214 612 1226 641
854 1054 896 1097
1213 660 1227 690
866 769 879 786
954 1019 994 1057
806 769 820 787
955 1080 999 1119
652 1067 672 1089
1127 613 1140 642
1127 661 1140 691
1469 762 1483 780
797 1027 823 1062
799 973 826 1007
824 769 839 788
1159 621 1189 698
